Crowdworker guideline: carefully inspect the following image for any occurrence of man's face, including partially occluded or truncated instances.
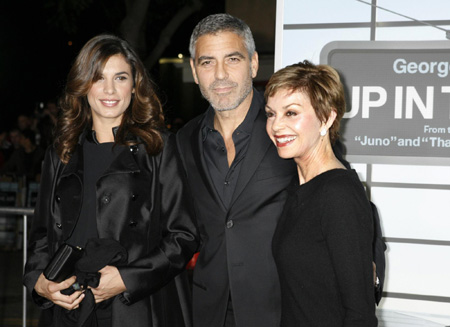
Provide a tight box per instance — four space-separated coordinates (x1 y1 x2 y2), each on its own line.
190 31 258 112
17 115 31 130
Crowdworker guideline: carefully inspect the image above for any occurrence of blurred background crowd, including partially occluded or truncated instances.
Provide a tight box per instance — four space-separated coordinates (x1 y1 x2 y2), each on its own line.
0 99 59 184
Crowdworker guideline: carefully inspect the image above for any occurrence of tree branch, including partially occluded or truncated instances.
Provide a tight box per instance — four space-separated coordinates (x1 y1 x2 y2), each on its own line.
119 0 151 55
143 0 203 69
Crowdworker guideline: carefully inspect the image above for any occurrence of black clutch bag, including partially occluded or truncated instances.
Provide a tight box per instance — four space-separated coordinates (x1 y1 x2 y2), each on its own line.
43 243 84 283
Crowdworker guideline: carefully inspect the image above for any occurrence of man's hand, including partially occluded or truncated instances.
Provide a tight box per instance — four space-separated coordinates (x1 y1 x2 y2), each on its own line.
90 265 126 303
34 273 85 310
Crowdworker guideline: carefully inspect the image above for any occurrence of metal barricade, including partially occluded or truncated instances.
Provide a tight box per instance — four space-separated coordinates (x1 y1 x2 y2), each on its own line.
0 206 34 327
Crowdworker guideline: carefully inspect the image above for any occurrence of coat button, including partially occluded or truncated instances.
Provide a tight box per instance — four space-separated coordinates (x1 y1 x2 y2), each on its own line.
55 195 61 202
56 223 62 229
226 220 234 229
102 195 111 204
131 194 138 201
129 221 137 227
130 145 139 154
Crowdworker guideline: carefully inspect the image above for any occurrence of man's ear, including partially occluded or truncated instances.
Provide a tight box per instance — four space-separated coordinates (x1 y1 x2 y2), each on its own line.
190 58 199 85
251 52 259 79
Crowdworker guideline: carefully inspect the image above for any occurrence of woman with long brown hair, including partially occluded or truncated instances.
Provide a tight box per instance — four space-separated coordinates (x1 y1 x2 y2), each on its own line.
23 34 198 327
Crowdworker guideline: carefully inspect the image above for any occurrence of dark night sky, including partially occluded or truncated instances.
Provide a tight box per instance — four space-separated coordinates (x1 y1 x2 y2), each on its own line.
1 2 89 122
0 0 224 128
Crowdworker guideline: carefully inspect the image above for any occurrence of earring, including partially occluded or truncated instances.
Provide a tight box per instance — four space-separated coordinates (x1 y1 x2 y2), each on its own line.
320 129 327 136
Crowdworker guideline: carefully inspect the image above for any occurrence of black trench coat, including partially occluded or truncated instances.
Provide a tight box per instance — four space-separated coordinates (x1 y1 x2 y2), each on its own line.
23 130 199 327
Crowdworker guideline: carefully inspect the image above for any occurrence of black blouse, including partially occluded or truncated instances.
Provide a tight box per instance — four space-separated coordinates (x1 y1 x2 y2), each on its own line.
67 136 123 247
272 169 377 327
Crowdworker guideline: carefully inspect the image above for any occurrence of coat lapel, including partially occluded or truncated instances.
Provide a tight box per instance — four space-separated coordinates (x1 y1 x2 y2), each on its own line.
230 108 271 207
190 119 228 212
103 145 141 175
58 144 84 240
60 144 84 187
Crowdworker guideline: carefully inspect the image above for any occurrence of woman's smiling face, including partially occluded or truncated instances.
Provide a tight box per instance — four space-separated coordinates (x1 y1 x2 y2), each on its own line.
87 54 134 127
265 89 324 161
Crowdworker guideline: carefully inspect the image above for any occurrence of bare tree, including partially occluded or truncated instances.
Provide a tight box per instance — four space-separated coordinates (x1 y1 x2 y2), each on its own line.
119 0 151 56
45 0 203 70
143 0 202 68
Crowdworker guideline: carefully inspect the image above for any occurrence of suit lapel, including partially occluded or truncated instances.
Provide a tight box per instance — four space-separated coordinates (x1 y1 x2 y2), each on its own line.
230 108 271 207
190 120 228 212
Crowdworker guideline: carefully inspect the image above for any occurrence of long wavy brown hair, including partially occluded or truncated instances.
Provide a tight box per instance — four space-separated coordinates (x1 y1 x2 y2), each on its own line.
54 34 165 163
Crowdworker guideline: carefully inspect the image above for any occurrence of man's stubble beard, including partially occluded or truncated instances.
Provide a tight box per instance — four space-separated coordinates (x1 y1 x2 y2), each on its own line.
199 69 253 112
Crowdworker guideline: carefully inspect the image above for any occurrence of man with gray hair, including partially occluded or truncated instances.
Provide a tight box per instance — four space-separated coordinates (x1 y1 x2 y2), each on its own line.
177 13 297 327
176 13 385 327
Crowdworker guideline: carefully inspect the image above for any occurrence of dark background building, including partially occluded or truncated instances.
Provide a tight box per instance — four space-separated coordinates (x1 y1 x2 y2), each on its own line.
0 0 276 129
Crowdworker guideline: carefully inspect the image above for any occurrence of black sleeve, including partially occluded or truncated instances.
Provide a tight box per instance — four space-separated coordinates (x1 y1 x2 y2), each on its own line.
333 139 387 304
371 202 386 304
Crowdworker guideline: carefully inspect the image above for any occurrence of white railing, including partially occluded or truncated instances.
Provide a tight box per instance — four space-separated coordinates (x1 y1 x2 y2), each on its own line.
0 206 34 327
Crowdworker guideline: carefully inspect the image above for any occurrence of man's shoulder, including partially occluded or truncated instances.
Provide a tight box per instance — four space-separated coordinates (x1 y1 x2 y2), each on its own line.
177 113 205 140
